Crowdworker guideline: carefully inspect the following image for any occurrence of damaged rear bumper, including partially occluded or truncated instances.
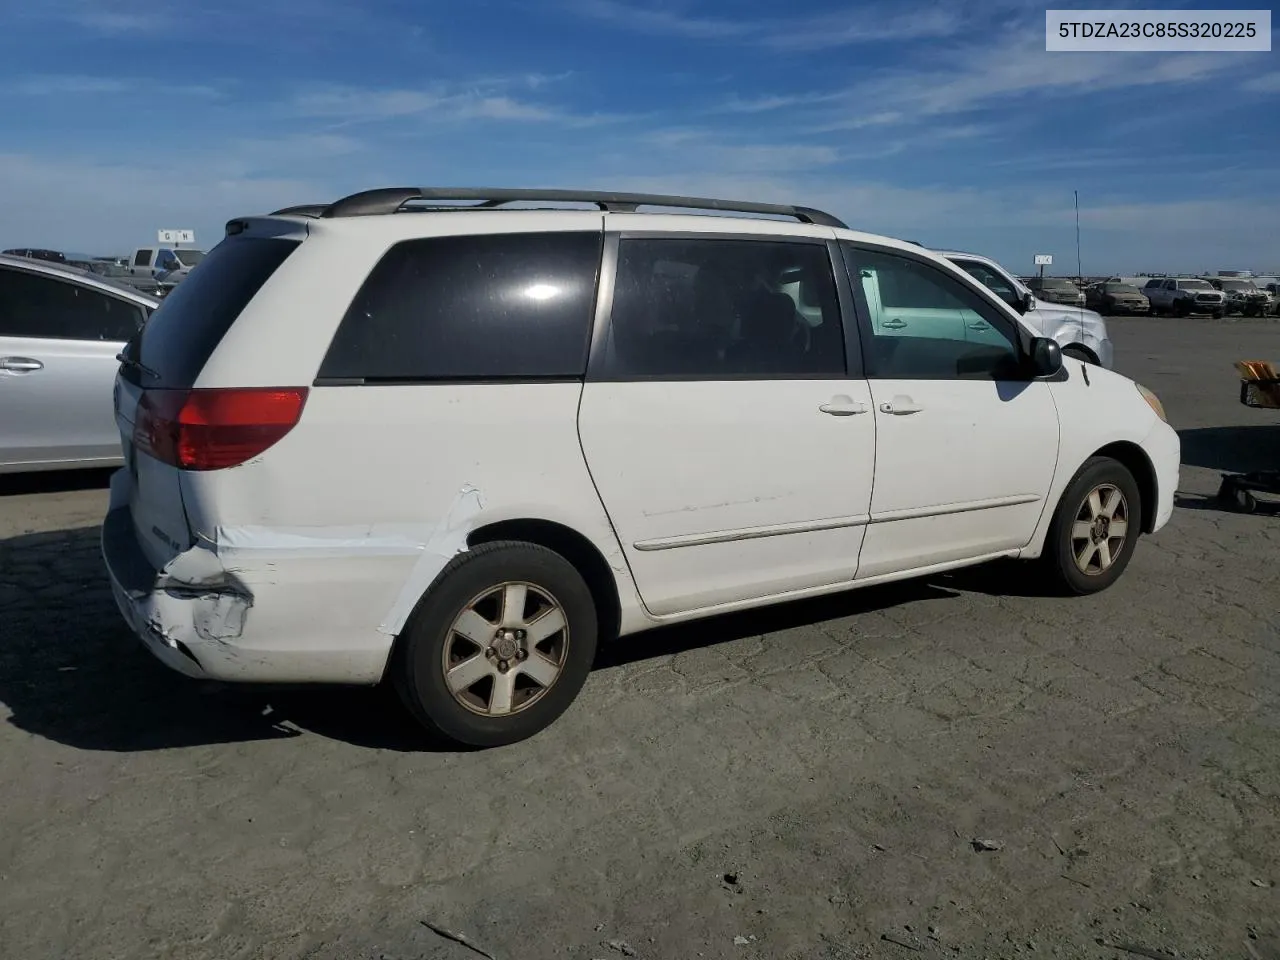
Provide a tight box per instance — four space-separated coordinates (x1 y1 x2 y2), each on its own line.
101 499 401 685
102 504 251 680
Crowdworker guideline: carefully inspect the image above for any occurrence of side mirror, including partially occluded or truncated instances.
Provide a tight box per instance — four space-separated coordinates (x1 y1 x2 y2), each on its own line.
1029 336 1062 378
1021 291 1036 313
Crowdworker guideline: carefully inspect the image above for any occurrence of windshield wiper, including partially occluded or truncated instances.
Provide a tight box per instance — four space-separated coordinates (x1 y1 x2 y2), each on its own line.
115 353 161 381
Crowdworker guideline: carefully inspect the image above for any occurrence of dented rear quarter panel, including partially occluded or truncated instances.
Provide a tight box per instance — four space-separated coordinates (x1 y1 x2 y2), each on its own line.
171 381 644 682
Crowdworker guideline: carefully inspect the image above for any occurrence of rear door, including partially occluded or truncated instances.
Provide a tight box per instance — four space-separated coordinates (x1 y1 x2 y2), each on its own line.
115 233 301 567
0 265 145 469
578 229 876 617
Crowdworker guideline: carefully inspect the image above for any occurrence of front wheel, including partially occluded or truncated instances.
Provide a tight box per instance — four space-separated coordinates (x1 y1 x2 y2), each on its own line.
1063 345 1096 365
392 540 598 748
1041 457 1142 596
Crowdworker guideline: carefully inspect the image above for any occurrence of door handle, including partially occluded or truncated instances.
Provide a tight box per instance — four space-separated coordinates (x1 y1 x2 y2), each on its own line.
879 395 923 415
819 395 868 416
967 322 989 330
0 357 44 372
881 318 907 329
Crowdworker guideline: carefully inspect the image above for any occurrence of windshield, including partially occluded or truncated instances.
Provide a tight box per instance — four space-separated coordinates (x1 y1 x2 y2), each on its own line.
1180 280 1213 291
1037 278 1077 289
1219 280 1257 292
91 262 129 278
173 249 205 267
1104 283 1141 294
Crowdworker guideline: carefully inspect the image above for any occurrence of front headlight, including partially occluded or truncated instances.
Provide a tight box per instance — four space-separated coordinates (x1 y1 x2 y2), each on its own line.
1136 383 1167 423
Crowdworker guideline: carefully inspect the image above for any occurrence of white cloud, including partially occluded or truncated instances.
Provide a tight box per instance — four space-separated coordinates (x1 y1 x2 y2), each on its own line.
848 42 1245 118
573 0 964 49
1 152 1276 273
1241 71 1280 93
287 80 632 128
7 74 224 98
0 153 331 253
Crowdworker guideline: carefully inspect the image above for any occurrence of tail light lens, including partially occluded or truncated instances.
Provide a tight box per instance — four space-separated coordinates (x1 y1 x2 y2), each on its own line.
134 387 308 470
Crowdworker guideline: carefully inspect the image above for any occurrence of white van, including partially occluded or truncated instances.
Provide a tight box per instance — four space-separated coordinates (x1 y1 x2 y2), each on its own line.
102 187 1180 747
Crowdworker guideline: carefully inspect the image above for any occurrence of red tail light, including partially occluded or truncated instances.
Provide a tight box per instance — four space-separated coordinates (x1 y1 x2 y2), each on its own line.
134 387 309 471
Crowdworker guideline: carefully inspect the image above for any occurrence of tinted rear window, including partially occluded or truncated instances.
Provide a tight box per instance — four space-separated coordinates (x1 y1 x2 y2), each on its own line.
317 231 601 383
136 236 299 387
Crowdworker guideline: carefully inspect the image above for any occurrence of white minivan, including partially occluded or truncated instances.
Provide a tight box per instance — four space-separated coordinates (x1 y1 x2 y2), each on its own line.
102 187 1180 747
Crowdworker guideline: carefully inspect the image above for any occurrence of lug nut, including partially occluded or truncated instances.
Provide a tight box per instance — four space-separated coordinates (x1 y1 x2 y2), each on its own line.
498 659 509 672
516 650 528 661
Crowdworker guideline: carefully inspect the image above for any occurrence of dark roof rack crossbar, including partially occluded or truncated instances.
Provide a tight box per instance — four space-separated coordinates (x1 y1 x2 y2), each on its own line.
270 203 330 218
317 186 847 228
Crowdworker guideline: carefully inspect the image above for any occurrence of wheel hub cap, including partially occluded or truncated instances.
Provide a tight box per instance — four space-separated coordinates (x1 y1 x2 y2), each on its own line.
1070 483 1130 576
493 631 520 661
441 581 571 717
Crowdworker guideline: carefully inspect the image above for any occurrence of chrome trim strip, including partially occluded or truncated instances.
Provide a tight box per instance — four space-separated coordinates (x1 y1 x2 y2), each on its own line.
633 514 871 551
868 494 1041 524
632 494 1042 552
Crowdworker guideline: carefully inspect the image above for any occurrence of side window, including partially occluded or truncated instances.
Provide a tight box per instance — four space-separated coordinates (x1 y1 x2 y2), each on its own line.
156 248 174 269
0 268 145 342
318 232 601 382
134 249 152 267
843 246 1024 381
598 237 845 380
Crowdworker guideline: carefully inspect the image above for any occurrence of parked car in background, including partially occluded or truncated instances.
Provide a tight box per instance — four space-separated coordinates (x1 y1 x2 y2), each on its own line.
127 245 205 285
0 254 159 473
102 187 1179 749
1143 278 1226 317
939 250 1113 367
3 247 67 264
84 259 174 298
1206 277 1272 317
1025 276 1087 307
1086 281 1151 315
1263 283 1280 316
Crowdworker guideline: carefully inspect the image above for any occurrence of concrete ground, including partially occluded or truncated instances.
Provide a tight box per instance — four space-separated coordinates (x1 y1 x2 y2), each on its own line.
1 317 1278 960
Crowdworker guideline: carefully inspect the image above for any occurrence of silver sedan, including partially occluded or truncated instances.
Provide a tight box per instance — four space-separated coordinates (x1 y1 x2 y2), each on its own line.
0 254 159 473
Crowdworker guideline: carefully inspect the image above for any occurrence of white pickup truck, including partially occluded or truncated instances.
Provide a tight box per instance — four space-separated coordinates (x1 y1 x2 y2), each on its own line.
1142 277 1226 318
127 245 205 281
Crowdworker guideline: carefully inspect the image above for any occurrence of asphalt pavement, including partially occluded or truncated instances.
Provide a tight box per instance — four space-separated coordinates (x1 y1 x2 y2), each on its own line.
1 316 1278 960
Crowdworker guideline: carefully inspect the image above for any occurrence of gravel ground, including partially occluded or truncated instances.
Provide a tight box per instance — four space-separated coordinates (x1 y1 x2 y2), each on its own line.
1 317 1278 960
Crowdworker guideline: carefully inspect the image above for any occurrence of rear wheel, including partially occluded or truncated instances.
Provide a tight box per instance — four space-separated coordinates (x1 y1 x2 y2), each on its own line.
1041 457 1142 596
392 541 598 748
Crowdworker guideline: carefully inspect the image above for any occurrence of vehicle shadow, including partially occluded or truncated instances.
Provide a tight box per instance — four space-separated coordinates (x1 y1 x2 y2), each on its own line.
0 523 995 753
0 524 434 753
1179 425 1280 475
0 467 115 497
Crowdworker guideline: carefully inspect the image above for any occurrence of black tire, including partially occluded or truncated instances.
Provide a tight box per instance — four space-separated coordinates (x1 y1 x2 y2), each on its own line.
1041 456 1143 596
1212 310 1225 320
392 540 598 748
1062 345 1096 365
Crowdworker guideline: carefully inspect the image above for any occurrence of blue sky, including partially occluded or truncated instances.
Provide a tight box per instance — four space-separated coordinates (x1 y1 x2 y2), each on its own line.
0 0 1276 272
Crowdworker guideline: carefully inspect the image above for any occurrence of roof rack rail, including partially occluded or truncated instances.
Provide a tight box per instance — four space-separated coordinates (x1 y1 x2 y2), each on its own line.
317 186 848 229
270 203 329 218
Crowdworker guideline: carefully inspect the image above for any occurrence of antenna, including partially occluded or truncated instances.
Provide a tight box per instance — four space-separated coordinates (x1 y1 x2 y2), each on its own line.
1074 190 1083 282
